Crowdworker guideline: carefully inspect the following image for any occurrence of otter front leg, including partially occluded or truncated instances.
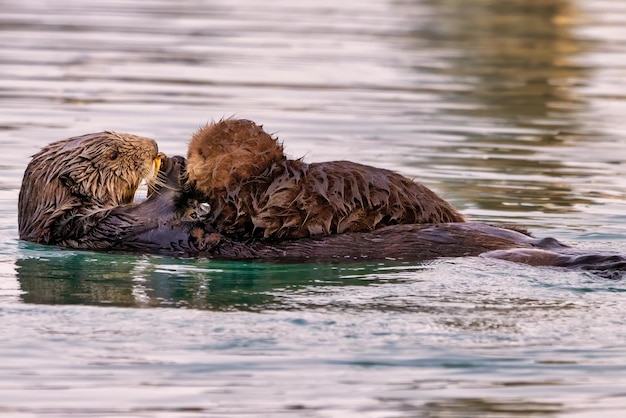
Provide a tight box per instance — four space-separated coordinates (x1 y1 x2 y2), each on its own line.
114 155 215 254
151 155 212 222
124 154 187 220
58 155 196 252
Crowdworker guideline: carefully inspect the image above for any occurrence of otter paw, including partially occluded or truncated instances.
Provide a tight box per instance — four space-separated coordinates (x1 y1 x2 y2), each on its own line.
155 155 186 191
190 227 222 251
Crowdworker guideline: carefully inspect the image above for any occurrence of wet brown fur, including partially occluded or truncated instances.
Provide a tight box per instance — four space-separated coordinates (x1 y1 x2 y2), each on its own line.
18 132 161 246
186 119 465 240
17 130 626 277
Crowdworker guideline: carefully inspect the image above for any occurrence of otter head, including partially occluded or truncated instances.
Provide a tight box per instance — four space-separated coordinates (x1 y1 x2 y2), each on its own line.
18 131 162 244
186 119 285 194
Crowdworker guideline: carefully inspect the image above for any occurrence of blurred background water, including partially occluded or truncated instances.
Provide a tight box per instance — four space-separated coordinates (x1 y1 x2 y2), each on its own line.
1 0 626 416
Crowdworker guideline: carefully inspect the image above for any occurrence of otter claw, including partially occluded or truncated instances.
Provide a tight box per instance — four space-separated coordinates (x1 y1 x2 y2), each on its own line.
199 202 211 213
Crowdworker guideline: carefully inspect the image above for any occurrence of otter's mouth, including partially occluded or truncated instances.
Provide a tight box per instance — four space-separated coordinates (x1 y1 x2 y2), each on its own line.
131 153 164 203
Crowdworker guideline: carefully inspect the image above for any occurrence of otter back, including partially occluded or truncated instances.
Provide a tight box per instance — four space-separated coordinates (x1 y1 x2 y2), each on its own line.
186 118 464 240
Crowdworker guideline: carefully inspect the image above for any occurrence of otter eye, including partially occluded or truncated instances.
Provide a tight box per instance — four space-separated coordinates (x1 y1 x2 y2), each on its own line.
106 149 119 160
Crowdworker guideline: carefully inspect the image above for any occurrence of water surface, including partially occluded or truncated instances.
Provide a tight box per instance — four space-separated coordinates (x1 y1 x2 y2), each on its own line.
1 0 626 416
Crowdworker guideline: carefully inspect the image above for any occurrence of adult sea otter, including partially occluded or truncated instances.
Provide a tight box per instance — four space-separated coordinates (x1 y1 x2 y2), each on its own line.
16 128 626 276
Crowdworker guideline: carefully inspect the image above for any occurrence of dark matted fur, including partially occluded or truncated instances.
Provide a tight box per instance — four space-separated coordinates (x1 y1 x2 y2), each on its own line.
186 119 465 240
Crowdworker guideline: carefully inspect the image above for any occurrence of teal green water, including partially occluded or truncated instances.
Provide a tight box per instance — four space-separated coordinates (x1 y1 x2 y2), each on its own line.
1 0 626 416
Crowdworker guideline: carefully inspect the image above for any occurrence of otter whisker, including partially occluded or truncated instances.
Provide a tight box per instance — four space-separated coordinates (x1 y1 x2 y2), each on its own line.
141 170 178 199
155 170 178 190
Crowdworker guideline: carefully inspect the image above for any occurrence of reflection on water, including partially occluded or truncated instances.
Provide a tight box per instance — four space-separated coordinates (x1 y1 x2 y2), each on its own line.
395 0 599 217
388 397 563 417
15 245 428 310
424 0 584 127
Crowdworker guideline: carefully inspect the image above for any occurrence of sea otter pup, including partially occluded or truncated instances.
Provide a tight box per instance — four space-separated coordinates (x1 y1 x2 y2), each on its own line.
185 119 464 240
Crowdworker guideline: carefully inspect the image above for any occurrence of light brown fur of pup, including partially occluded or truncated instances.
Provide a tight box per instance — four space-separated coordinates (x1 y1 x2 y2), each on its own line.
186 119 464 240
186 119 285 191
